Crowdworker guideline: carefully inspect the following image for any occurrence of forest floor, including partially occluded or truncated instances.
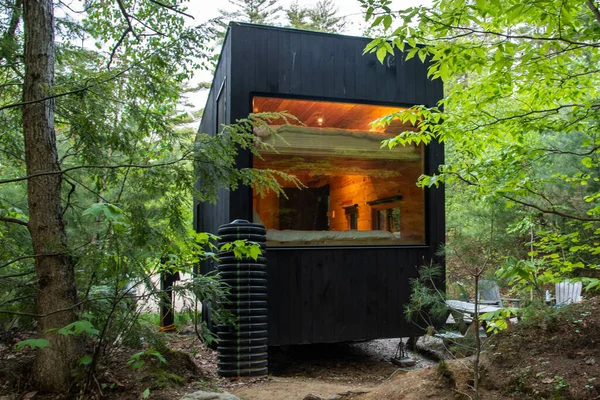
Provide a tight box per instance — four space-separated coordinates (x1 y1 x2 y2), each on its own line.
1 298 600 399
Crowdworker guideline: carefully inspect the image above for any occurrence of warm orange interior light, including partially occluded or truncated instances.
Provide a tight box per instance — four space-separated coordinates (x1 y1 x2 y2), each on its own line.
252 96 412 134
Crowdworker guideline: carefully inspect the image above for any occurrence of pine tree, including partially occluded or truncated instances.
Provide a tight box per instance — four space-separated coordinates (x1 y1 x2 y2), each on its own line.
286 0 346 33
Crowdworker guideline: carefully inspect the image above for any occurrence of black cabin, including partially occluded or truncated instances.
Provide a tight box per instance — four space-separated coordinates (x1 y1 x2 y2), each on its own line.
196 23 444 346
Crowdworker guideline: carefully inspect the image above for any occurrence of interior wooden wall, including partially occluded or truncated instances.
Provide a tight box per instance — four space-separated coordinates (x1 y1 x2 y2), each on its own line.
253 155 425 243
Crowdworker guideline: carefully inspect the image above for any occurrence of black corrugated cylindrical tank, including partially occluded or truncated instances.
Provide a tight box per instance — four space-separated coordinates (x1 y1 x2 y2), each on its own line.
216 219 268 377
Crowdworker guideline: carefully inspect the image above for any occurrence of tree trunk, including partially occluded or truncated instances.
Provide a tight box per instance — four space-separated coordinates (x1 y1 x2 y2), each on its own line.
22 0 79 392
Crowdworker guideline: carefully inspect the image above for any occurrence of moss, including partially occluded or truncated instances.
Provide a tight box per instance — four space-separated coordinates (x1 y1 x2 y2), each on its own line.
437 359 454 384
150 369 185 389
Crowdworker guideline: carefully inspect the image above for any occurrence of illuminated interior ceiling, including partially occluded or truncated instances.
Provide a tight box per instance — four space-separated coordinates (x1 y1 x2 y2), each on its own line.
252 97 421 167
252 96 415 134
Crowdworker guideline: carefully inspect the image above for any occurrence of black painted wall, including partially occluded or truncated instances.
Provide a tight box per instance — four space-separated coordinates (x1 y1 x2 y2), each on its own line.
196 32 231 276
196 23 445 345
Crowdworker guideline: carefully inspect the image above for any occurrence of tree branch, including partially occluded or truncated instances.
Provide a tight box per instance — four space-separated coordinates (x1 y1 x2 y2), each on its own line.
62 178 77 217
0 61 136 112
0 270 35 279
450 172 600 221
115 0 138 39
0 215 28 227
586 0 600 24
107 27 131 70
0 254 38 269
0 153 191 185
501 194 600 222
0 0 23 64
148 0 194 18
0 243 91 270
534 145 600 156
424 15 600 47
0 294 35 307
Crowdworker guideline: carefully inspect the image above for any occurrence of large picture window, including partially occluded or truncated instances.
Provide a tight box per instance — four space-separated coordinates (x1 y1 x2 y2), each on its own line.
252 96 424 246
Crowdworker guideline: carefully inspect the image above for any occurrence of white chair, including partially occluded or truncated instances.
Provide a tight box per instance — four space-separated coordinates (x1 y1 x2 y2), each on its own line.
555 280 583 306
478 280 520 308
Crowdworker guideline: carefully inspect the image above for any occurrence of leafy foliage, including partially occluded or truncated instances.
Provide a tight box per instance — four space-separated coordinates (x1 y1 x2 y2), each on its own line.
53 320 100 337
0 0 299 392
127 349 167 370
364 0 600 292
15 338 52 351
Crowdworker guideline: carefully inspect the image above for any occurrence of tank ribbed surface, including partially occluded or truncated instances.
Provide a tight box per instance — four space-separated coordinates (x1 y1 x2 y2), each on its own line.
216 219 268 378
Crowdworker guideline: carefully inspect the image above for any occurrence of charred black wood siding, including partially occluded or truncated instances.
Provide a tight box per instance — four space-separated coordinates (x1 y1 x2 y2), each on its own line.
197 23 445 345
266 247 427 345
195 33 232 275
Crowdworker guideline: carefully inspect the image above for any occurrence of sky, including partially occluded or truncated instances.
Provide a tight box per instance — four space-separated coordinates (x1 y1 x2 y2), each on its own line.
181 0 430 117
187 0 409 36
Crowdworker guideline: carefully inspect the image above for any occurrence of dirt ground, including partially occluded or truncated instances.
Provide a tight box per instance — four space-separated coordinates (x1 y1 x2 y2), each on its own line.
2 298 600 400
228 339 432 400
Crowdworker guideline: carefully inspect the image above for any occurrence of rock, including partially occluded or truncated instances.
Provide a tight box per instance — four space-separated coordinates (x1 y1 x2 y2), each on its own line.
586 357 596 365
391 357 417 368
303 395 323 400
180 390 240 400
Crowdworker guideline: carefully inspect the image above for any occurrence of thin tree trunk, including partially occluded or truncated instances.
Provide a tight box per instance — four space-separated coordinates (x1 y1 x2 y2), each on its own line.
473 274 480 400
22 0 79 392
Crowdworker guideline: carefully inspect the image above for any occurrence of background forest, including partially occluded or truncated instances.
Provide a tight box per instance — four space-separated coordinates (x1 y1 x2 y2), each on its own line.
0 0 599 397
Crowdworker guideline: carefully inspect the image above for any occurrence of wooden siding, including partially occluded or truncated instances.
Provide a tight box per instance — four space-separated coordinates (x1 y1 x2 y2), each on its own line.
197 23 445 345
266 246 429 345
196 33 232 274
228 23 442 223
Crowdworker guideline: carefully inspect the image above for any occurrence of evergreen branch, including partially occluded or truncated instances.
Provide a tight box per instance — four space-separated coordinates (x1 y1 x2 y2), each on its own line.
0 0 23 64
0 294 35 306
0 270 35 279
0 290 162 318
0 254 38 269
6 0 23 37
63 174 110 204
0 64 134 112
0 153 192 185
0 243 92 270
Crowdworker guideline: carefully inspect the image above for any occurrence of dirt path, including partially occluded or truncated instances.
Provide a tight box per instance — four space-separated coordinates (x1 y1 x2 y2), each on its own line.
224 339 436 400
230 376 375 400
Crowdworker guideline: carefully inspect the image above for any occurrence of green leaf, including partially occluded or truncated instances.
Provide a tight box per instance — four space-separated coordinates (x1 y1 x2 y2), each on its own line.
82 202 127 225
363 39 379 55
127 349 166 370
53 320 100 336
78 354 94 366
142 388 151 399
15 338 51 351
405 48 418 61
383 15 393 30
376 46 387 63
145 349 166 364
